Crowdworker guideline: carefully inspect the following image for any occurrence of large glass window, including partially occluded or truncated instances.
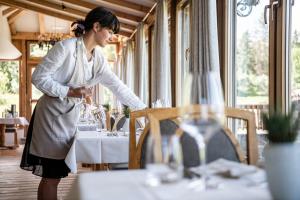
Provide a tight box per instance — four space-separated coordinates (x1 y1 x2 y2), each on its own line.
100 44 117 105
176 2 190 106
29 42 53 58
290 1 300 105
0 61 20 117
228 0 270 160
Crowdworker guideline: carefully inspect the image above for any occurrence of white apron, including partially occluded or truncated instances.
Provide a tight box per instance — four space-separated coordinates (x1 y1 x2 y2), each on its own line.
30 38 99 159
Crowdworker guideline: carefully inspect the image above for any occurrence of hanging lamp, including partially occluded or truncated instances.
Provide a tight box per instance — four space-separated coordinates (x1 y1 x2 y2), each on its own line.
0 11 21 60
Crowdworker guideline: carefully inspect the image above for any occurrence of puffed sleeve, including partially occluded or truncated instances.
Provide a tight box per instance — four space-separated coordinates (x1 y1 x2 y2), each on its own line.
95 54 146 109
31 41 69 100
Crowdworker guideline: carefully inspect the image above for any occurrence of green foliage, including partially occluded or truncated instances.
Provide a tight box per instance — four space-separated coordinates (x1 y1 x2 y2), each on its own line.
0 61 19 94
263 106 300 143
292 46 300 90
122 105 130 118
236 26 269 97
102 103 111 111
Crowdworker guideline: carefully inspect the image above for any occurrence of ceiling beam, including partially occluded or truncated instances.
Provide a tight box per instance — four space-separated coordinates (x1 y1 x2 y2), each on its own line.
11 32 71 40
62 0 142 22
2 7 17 16
27 0 86 17
0 0 78 21
120 23 135 31
7 9 24 24
38 14 45 34
117 31 131 38
98 0 150 13
11 31 129 40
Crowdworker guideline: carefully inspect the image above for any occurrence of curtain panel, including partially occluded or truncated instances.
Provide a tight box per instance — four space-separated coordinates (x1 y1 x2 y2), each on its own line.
189 0 223 105
123 40 135 91
151 0 171 106
135 22 148 104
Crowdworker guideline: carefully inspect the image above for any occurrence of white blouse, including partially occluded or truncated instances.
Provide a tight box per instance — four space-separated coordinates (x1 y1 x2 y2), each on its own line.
32 37 146 109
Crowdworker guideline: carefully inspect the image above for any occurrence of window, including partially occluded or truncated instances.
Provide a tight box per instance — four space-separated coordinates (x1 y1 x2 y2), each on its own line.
289 1 300 105
29 42 53 58
0 61 20 117
99 44 117 105
176 2 190 106
225 0 270 160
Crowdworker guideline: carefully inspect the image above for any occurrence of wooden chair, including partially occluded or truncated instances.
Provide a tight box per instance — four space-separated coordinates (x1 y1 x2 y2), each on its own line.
113 114 143 132
128 108 180 169
148 105 258 166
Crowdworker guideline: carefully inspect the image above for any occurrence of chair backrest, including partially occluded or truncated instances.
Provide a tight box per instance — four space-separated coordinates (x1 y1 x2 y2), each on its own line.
138 119 179 168
148 105 258 166
113 115 143 131
128 108 175 169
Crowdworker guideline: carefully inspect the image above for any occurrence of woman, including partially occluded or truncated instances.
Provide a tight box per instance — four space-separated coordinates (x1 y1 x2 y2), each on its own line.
20 7 146 200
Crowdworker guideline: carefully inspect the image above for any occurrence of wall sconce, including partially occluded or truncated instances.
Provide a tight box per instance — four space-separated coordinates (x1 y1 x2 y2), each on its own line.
237 0 260 17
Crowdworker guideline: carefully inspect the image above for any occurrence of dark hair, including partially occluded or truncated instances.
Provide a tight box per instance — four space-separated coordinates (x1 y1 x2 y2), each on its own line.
71 7 120 37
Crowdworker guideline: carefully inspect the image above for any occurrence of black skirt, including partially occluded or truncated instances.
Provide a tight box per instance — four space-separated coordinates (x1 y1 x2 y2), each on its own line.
20 109 70 179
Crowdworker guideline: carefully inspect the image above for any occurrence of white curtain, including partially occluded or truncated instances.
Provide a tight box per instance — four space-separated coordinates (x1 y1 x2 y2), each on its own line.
93 84 104 105
151 0 171 105
135 22 148 105
123 40 135 91
113 55 122 108
189 0 223 104
124 40 134 91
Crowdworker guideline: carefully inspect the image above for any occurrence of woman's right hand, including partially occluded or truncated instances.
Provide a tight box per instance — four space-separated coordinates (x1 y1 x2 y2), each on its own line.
67 87 93 98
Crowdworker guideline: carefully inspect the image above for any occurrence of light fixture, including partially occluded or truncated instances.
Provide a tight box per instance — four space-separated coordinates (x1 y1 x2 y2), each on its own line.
37 17 70 49
0 11 22 60
237 0 260 17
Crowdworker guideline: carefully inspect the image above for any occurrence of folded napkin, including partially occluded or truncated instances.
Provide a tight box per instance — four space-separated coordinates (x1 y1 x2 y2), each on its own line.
192 159 266 182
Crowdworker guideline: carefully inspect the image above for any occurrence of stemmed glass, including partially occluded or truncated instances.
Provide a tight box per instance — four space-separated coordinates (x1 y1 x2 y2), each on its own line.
180 71 225 189
145 131 183 186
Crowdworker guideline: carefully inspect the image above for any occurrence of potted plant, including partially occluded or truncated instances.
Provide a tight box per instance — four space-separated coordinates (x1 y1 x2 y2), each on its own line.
263 106 300 200
102 103 111 112
121 105 130 132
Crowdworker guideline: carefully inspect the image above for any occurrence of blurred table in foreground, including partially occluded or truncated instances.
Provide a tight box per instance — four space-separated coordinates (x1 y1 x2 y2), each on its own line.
67 167 272 200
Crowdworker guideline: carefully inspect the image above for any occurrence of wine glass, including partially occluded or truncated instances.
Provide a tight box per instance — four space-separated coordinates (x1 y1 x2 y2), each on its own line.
145 130 183 187
180 71 225 189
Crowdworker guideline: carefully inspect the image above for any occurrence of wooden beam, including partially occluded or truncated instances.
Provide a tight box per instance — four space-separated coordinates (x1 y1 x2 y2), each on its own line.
62 0 142 23
11 32 71 40
0 0 79 22
38 14 45 34
12 32 42 40
98 0 150 13
2 7 17 16
120 27 134 33
170 0 177 107
7 9 24 24
120 23 135 31
27 0 86 17
9 22 17 34
117 31 131 38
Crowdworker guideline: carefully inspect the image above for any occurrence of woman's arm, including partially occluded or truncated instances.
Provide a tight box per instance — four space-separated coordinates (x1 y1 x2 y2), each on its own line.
31 41 69 100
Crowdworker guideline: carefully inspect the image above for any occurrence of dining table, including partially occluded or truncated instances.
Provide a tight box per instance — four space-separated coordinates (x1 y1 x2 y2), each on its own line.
65 129 137 173
66 159 272 200
0 117 29 147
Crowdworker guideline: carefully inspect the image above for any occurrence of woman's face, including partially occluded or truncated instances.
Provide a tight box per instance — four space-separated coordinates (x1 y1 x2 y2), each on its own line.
94 24 113 47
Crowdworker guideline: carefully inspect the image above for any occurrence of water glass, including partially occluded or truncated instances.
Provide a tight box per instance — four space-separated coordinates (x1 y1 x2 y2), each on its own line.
145 133 183 186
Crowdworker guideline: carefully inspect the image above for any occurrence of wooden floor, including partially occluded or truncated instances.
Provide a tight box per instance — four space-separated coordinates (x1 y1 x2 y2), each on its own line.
0 146 89 200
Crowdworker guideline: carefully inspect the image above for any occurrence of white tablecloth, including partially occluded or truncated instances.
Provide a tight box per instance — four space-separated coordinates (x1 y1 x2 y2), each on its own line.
0 117 29 125
66 167 272 200
65 131 131 173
